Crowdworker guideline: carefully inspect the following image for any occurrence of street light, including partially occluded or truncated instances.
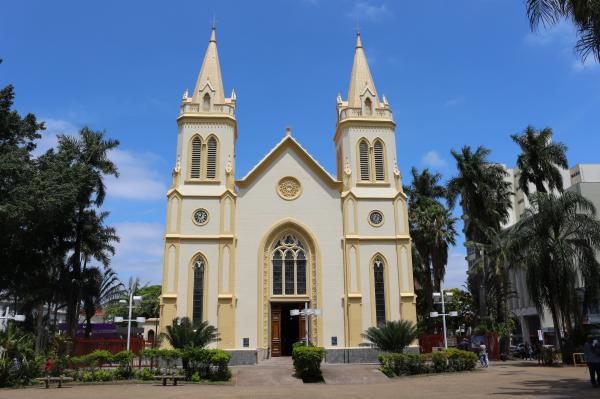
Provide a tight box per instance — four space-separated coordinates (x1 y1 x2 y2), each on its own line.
0 308 26 330
116 294 145 351
429 284 459 349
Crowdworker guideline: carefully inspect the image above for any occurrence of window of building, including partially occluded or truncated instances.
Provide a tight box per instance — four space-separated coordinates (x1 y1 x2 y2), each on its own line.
272 234 307 296
373 256 386 325
192 256 206 325
190 136 202 179
359 140 370 181
373 140 385 181
206 137 217 179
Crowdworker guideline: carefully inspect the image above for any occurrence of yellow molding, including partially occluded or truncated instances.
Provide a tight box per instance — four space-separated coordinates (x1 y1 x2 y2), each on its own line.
184 179 222 185
344 234 410 241
348 293 362 298
161 293 177 299
165 234 235 240
333 118 396 143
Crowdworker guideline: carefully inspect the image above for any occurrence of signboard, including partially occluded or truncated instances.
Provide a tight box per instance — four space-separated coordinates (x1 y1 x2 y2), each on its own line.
537 329 544 342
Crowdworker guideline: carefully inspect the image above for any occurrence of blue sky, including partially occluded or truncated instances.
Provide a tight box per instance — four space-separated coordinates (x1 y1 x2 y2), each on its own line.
2 0 599 288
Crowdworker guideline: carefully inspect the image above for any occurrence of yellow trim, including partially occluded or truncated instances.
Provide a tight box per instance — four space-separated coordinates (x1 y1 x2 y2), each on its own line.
165 233 234 240
166 193 182 234
276 176 303 201
345 234 410 241
368 253 391 326
333 118 396 144
257 218 323 351
184 179 222 185
191 208 210 226
367 210 384 227
237 136 341 191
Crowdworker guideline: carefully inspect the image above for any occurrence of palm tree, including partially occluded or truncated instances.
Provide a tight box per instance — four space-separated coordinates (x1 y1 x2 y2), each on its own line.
57 127 119 337
511 125 568 196
81 267 124 337
406 168 456 329
447 146 512 319
514 191 600 353
361 320 419 353
164 317 220 349
526 0 600 62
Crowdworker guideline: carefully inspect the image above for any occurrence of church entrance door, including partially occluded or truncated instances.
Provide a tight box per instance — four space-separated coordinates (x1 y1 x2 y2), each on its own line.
270 302 306 357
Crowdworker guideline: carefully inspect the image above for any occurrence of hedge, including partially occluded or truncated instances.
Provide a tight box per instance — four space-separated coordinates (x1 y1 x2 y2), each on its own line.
378 348 478 377
292 345 325 382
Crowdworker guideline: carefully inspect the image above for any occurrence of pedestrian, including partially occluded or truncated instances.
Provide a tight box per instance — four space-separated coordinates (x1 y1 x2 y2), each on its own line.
583 335 600 388
525 343 533 361
479 344 488 368
44 356 54 377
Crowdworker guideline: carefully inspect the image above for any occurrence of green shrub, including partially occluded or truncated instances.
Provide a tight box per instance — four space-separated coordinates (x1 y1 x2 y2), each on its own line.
378 349 476 377
82 371 94 382
292 346 325 382
209 349 231 381
191 372 201 382
138 368 154 381
94 369 113 382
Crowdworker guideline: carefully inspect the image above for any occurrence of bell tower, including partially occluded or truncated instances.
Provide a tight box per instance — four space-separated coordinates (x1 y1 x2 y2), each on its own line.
160 26 237 348
335 33 416 347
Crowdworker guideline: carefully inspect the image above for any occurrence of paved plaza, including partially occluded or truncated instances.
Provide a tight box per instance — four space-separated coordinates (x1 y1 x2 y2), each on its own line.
0 362 594 399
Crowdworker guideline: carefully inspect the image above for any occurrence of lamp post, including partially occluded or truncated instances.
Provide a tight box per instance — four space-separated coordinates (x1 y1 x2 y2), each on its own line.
0 308 26 331
115 294 145 351
290 303 322 346
429 284 458 349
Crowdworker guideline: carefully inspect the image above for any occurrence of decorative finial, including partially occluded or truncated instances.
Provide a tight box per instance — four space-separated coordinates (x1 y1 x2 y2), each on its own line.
285 126 292 137
182 89 189 100
393 157 400 177
355 31 362 48
337 91 342 104
231 89 236 101
210 21 216 42
382 94 388 105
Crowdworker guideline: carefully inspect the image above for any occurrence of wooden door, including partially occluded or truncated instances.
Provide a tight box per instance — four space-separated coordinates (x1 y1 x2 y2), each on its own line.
298 314 307 344
271 307 282 357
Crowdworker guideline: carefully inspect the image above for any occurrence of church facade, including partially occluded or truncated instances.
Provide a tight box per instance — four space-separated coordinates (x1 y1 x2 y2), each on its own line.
159 27 417 362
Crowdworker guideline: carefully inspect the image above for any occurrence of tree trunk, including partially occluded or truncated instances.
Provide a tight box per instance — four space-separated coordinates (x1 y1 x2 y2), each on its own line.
67 204 84 337
548 300 563 353
34 304 46 353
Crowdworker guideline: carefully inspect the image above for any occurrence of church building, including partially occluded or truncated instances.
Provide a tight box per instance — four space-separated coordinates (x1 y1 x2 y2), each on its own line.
159 27 417 363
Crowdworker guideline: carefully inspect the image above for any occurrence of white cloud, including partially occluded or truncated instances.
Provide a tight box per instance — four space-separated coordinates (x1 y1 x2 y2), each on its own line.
572 56 599 72
443 251 468 290
33 118 78 156
106 149 167 201
523 21 575 47
111 222 164 284
421 150 448 169
444 96 465 107
346 1 390 21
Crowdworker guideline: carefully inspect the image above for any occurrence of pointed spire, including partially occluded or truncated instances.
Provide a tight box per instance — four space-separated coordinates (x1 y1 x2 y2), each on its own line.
347 32 379 108
193 26 225 103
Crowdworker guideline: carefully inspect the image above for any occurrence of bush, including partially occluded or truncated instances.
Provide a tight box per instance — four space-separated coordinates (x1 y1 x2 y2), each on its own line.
181 347 231 381
378 349 477 377
138 368 154 381
191 372 201 382
361 320 419 353
113 351 134 380
292 346 325 382
94 369 113 382
209 349 231 381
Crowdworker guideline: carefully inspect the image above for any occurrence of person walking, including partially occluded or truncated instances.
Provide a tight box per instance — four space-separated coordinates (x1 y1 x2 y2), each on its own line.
584 336 600 388
479 344 488 368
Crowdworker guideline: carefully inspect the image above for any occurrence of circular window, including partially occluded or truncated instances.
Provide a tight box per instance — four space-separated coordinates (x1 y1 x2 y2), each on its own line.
192 208 209 226
277 176 302 200
368 210 384 227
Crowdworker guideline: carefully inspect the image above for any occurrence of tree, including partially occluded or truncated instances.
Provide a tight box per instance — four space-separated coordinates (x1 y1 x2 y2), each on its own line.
164 317 220 349
514 191 600 354
81 267 124 337
511 125 568 196
526 0 600 63
447 146 512 320
56 128 119 337
361 320 419 353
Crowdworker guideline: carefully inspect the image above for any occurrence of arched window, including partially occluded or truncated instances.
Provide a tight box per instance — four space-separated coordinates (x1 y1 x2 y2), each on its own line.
359 139 370 181
206 137 217 179
192 256 206 325
374 140 385 181
373 256 386 325
190 136 202 179
272 234 307 295
364 97 373 115
202 93 211 111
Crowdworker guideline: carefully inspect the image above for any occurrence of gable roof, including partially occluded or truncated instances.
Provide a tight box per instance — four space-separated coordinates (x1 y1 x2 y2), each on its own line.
236 134 342 190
